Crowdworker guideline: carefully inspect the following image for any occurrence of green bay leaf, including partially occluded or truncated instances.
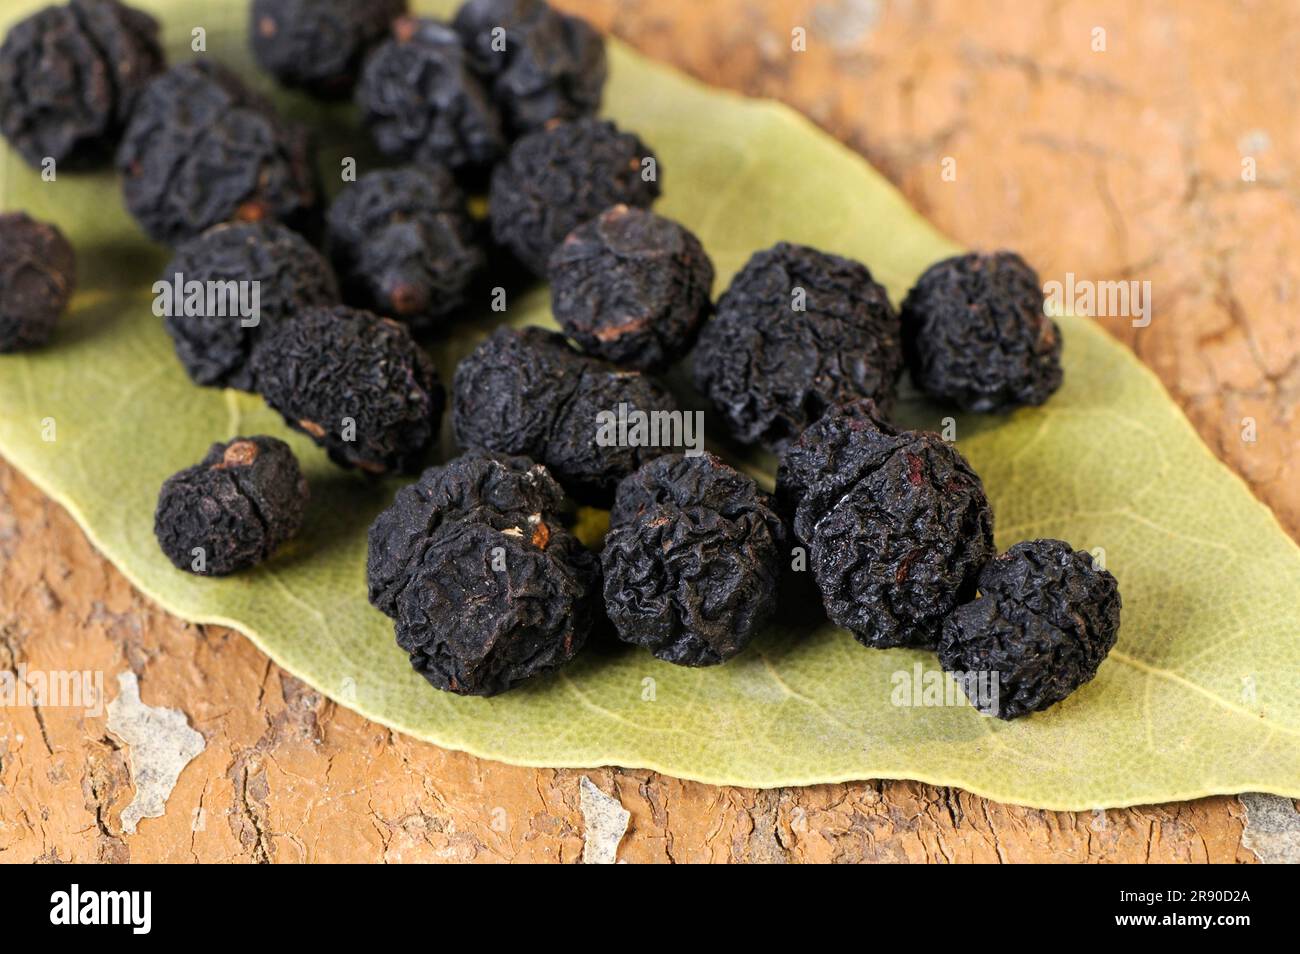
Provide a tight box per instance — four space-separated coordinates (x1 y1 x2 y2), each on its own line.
1 0 1297 809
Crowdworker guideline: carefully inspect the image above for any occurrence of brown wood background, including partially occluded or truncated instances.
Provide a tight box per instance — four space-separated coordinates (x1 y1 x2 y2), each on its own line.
2 0 1297 862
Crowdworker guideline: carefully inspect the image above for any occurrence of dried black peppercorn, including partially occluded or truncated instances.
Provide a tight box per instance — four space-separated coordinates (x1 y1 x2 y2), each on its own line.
693 242 905 453
159 221 340 391
368 450 599 696
250 0 406 98
356 17 504 173
0 0 164 168
326 166 484 333
251 305 444 475
549 205 714 372
117 61 320 245
453 0 606 137
901 251 1062 412
452 326 679 503
0 212 76 353
776 399 994 649
939 539 1121 719
154 436 308 576
602 453 785 666
489 118 660 276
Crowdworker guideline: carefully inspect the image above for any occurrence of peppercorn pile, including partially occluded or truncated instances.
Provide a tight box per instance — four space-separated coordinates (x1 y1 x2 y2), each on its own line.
0 0 1123 720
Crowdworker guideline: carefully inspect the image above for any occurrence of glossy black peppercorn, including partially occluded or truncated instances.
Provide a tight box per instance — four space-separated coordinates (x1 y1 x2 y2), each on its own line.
368 450 599 696
939 539 1121 719
549 205 713 372
154 436 308 575
252 305 444 475
693 242 905 453
901 251 1062 412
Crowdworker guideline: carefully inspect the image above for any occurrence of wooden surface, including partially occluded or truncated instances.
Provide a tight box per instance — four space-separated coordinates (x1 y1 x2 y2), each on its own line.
2 0 1297 863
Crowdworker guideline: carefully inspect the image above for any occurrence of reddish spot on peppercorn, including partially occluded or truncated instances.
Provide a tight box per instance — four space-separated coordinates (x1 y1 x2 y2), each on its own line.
297 420 326 439
388 282 425 315
895 550 918 584
258 16 277 38
530 520 550 550
216 440 259 469
393 16 418 44
234 201 269 223
907 452 925 487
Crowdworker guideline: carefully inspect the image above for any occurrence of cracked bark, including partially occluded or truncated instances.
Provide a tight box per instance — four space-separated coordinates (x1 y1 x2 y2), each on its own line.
0 0 1294 862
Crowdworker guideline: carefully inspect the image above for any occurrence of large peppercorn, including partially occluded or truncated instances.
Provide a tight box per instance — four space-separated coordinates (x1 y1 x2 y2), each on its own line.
453 0 606 137
776 399 994 649
939 539 1121 719
368 447 568 617
0 0 164 168
901 251 1062 412
602 454 785 666
549 205 714 372
154 436 308 576
488 118 660 276
250 0 406 99
356 17 504 173
159 221 340 391
326 166 484 333
693 243 905 453
116 61 320 245
0 212 76 353
251 305 444 475
452 326 679 503
368 450 599 696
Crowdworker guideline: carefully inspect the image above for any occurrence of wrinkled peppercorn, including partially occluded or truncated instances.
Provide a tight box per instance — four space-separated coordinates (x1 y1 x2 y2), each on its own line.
0 0 164 168
251 0 406 98
368 449 599 695
0 212 76 353
901 251 1063 412
356 17 504 173
117 61 320 245
603 453 785 666
160 221 340 391
367 447 568 617
326 166 484 333
549 205 714 372
693 242 905 453
777 399 994 649
939 539 1121 719
154 436 308 575
252 304 444 475
453 325 679 503
489 118 660 276
453 0 606 137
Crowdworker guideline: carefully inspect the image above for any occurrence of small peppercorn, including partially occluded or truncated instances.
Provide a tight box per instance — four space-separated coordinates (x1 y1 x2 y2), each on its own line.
326 166 484 333
368 450 599 696
603 453 785 666
0 0 164 169
901 251 1062 412
453 0 606 137
939 539 1121 719
776 399 994 649
117 61 320 245
693 242 905 453
252 305 444 475
250 0 406 98
489 118 660 276
154 436 308 576
160 221 340 391
356 17 504 173
452 326 679 503
549 205 714 372
0 212 76 353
